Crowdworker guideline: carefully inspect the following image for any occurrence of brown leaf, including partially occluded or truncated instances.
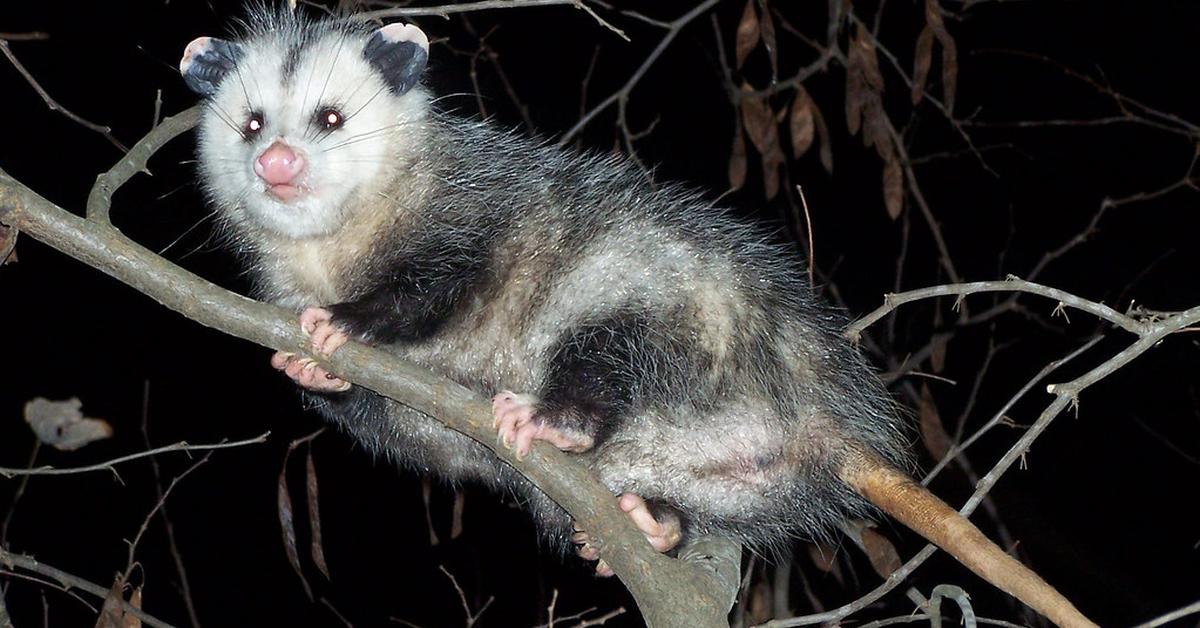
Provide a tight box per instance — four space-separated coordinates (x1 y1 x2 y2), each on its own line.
860 526 903 577
421 477 440 545
278 455 313 601
789 90 815 158
806 542 834 571
741 91 786 200
882 151 904 219
940 32 958 115
862 103 891 156
306 448 330 580
845 23 884 137
24 397 113 451
760 0 778 79
451 490 465 539
844 62 865 136
924 0 958 114
811 100 834 173
0 223 16 265
748 580 773 624
95 576 127 628
856 23 884 91
729 114 748 191
919 383 952 460
123 587 143 628
741 93 776 156
911 25 934 105
762 145 784 200
930 310 947 373
735 0 760 69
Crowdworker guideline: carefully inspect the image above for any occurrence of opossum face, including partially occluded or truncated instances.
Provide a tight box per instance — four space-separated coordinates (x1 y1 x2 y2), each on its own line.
180 23 429 239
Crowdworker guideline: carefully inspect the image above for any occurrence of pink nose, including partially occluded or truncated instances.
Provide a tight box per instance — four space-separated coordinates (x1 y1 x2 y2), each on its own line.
254 142 306 185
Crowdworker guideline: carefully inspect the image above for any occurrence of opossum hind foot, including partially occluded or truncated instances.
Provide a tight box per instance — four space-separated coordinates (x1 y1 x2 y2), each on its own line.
572 493 683 577
491 391 594 458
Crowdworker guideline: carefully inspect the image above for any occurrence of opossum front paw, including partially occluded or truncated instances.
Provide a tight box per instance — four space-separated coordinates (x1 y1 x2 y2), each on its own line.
270 351 351 392
269 307 352 392
299 307 351 357
571 495 682 577
491 391 594 459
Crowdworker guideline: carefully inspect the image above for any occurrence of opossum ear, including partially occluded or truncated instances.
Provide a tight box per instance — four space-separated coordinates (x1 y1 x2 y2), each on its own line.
179 37 243 97
364 23 429 95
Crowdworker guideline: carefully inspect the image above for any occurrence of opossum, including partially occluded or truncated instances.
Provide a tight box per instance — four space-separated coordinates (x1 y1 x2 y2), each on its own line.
178 8 1095 626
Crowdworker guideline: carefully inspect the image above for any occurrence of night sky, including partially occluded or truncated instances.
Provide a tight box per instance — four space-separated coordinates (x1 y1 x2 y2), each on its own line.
2 1 1199 626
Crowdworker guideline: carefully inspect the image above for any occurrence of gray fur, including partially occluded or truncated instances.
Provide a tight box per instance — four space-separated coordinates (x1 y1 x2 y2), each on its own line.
187 8 912 554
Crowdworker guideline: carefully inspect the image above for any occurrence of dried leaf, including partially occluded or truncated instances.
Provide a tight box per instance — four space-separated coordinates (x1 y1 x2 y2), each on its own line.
421 477 440 545
919 383 952 460
856 23 884 91
789 90 815 158
741 93 775 156
811 100 834 174
729 114 748 191
925 0 958 114
807 542 846 586
762 145 784 200
930 310 947 373
845 23 883 137
759 0 778 79
451 490 465 539
741 90 785 199
911 25 934 105
940 32 958 115
24 397 113 451
882 152 904 219
1 223 16 265
278 457 313 601
95 577 127 628
306 448 330 580
735 0 761 69
123 588 143 628
844 61 865 136
860 527 903 577
748 580 773 624
862 103 892 156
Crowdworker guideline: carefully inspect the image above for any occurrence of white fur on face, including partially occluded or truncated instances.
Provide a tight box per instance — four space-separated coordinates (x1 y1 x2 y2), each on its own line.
197 30 427 240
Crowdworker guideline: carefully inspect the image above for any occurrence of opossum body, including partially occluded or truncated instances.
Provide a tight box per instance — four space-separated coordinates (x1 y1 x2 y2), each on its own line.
180 9 1095 626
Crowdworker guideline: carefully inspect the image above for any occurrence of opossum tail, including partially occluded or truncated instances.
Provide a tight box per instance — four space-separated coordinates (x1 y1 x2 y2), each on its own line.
840 451 1097 628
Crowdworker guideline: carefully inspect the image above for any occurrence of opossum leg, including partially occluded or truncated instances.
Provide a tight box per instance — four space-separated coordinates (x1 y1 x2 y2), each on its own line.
492 391 594 459
323 232 494 344
269 307 351 392
571 494 683 577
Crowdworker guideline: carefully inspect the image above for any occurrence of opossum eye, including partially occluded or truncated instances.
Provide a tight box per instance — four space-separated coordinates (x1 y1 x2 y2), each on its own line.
244 112 265 139
316 108 344 131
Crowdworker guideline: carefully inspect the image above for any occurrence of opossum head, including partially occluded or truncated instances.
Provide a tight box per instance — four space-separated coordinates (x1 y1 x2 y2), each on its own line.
180 14 430 240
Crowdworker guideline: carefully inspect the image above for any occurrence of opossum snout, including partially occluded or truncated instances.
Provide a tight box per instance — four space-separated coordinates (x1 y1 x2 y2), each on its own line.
254 141 307 201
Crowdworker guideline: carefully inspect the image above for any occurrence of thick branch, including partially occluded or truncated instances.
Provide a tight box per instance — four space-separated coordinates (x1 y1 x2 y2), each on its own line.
0 108 738 628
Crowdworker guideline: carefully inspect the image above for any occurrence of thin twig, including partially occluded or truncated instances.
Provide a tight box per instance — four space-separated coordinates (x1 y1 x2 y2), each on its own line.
0 40 128 152
559 0 722 146
0 434 269 479
139 382 203 628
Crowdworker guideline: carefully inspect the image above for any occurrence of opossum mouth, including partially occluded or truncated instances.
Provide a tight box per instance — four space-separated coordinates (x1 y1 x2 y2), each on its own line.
265 183 303 202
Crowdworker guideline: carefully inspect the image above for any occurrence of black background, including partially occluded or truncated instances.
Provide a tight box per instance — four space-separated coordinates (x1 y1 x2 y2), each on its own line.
2 1 1198 626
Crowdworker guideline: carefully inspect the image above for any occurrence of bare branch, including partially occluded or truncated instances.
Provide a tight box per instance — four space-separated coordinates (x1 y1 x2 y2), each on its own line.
558 0 721 146
0 434 269 479
0 40 128 152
